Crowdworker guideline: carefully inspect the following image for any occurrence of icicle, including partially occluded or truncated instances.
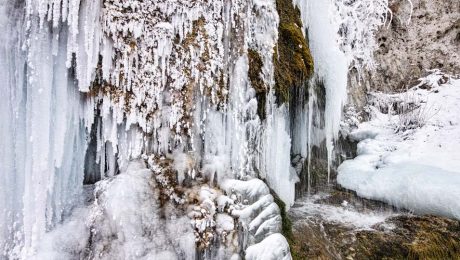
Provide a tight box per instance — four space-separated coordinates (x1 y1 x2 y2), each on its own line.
293 0 390 180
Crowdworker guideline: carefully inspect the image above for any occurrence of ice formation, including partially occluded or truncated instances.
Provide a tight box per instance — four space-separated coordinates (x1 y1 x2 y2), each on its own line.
293 0 393 182
0 0 292 258
29 160 291 259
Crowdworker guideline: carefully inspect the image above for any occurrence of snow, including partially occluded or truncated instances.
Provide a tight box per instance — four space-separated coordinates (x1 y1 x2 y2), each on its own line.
338 72 460 220
245 233 291 260
31 207 90 260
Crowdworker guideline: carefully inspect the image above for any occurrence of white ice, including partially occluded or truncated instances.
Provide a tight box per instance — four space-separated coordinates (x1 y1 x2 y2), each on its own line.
245 233 292 260
32 160 196 260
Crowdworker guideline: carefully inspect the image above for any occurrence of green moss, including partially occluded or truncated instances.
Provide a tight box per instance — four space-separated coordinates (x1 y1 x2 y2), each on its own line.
272 191 293 241
274 0 314 104
270 189 310 260
248 49 267 120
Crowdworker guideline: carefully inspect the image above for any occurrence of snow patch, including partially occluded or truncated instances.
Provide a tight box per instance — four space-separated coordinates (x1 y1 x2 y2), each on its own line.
338 73 460 220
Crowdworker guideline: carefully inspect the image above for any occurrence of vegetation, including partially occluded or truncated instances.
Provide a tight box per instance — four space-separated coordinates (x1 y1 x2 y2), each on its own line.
270 189 310 260
274 0 314 104
248 49 267 119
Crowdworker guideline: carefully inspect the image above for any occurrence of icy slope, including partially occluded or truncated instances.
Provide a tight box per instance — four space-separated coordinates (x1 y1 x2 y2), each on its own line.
338 72 460 219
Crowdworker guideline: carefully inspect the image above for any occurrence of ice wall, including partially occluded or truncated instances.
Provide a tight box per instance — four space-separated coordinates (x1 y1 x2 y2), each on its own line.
0 0 394 256
0 1 91 257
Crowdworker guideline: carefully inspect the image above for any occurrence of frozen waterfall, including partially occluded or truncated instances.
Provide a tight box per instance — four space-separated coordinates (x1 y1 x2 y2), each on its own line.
0 0 393 259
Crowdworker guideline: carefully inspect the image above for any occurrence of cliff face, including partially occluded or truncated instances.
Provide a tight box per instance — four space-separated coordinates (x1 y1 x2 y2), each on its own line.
349 0 460 108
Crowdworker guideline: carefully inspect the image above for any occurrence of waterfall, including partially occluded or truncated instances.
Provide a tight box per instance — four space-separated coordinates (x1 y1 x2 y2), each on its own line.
291 0 392 191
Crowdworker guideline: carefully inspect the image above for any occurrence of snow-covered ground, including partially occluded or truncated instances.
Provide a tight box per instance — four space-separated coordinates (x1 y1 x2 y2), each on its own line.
338 71 460 220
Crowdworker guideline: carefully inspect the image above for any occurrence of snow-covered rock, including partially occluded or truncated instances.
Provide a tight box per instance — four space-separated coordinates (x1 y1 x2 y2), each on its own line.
338 73 460 220
348 0 460 109
246 233 291 260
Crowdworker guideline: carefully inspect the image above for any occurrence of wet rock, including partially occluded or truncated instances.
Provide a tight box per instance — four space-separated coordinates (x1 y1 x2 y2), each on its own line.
289 190 460 259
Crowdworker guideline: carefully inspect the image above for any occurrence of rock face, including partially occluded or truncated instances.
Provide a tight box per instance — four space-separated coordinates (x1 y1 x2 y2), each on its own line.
349 0 460 109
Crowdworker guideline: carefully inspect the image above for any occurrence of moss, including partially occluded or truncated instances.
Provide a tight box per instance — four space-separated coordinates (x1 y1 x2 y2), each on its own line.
269 189 311 260
408 225 460 259
274 0 314 104
272 192 293 241
354 216 460 260
248 49 267 120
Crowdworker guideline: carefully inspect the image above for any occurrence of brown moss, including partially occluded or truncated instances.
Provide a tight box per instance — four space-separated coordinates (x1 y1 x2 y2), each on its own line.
355 216 460 260
150 156 186 208
407 218 460 260
274 0 314 104
408 231 460 259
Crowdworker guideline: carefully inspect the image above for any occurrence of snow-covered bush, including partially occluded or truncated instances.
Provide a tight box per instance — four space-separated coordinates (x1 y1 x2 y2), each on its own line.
393 93 432 132
367 90 434 133
392 71 452 132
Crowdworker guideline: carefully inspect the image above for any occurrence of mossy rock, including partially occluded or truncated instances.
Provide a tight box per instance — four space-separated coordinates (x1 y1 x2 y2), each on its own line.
291 215 460 259
274 0 314 104
271 189 320 260
289 188 460 259
248 0 314 119
248 48 267 120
